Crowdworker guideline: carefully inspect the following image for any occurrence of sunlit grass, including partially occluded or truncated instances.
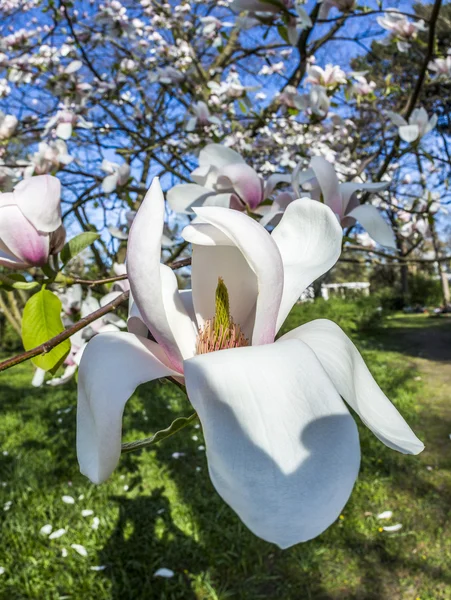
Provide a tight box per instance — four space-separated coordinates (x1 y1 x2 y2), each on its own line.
0 305 450 599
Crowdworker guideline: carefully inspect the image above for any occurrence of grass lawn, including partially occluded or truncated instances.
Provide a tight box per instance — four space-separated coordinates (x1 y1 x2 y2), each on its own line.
0 307 450 599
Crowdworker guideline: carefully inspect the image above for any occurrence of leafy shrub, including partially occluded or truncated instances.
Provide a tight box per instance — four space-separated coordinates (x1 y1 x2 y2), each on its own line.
280 296 383 338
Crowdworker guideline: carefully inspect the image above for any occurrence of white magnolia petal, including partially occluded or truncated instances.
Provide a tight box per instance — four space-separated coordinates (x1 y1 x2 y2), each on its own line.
127 179 194 371
347 204 396 249
309 157 343 217
77 331 178 483
281 319 424 455
127 291 149 338
166 184 216 214
32 368 46 387
340 181 389 215
102 173 119 194
398 124 419 143
386 111 408 128
47 363 78 386
189 207 283 345
271 199 342 332
56 121 72 140
13 175 62 233
184 338 360 548
198 144 246 170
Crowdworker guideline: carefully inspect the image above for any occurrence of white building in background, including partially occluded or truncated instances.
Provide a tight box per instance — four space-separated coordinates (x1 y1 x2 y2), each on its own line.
321 282 370 300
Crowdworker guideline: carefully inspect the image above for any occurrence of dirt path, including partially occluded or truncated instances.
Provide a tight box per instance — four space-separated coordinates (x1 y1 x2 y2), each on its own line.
381 315 451 465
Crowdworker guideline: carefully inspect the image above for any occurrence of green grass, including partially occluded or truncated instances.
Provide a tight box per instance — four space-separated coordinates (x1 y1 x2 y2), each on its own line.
0 307 450 599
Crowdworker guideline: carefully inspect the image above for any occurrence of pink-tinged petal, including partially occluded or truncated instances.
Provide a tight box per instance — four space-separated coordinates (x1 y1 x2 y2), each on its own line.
0 238 29 269
127 291 149 338
0 205 49 266
184 206 283 345
263 173 292 198
347 204 396 249
127 179 197 371
271 199 342 332
281 319 424 455
216 163 264 210
309 157 343 218
13 175 62 232
77 331 178 484
184 338 360 548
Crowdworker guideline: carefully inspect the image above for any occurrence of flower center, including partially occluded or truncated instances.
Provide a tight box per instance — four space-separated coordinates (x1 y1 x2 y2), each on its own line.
196 277 249 355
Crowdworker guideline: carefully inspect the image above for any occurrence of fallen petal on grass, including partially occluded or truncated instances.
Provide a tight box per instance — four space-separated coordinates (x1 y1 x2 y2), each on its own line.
81 509 94 517
377 511 393 520
62 495 75 504
39 524 53 535
71 544 88 557
49 528 66 540
154 568 174 578
383 524 403 532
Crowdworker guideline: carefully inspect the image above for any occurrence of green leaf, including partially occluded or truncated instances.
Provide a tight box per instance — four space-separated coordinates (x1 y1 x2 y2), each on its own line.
60 232 100 267
121 414 198 454
277 24 289 44
22 289 71 372
0 273 40 291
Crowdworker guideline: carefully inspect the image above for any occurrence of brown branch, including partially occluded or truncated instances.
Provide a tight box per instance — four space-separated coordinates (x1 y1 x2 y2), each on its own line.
0 257 193 374
345 245 451 264
0 291 130 374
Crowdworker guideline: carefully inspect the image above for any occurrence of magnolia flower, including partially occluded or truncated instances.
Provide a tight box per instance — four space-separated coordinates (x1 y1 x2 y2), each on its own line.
149 67 184 85
294 157 395 248
428 52 451 79
387 107 437 143
318 0 356 19
185 102 221 132
167 144 266 213
259 62 285 76
277 86 305 109
0 175 66 269
350 74 376 97
77 178 423 548
101 159 130 193
208 72 259 99
306 64 347 88
296 85 330 117
44 109 92 140
0 112 18 139
24 140 73 177
377 11 427 52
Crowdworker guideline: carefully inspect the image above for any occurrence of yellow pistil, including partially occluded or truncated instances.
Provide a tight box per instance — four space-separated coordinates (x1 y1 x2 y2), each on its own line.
196 277 249 355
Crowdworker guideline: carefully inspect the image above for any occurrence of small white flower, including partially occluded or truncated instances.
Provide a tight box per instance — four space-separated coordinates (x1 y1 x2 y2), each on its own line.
90 565 107 571
198 445 205 451
61 548 68 558
62 495 75 504
49 528 66 539
40 524 53 535
123 485 129 491
154 568 174 578
3 501 12 511
81 509 94 517
91 517 100 530
172 452 185 459
383 523 402 532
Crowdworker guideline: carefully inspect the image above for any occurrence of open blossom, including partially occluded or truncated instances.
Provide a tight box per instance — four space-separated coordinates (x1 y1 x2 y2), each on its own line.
185 102 221 132
259 62 285 76
167 144 267 213
77 179 423 548
24 140 73 177
101 160 130 193
0 175 66 269
44 109 92 140
318 0 356 19
428 51 451 80
0 112 18 140
306 64 347 88
208 72 258 99
294 157 395 248
350 74 376 97
296 85 330 117
377 11 427 52
387 107 437 143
